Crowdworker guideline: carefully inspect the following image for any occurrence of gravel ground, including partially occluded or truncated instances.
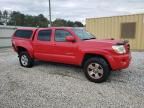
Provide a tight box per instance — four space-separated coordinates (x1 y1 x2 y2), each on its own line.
0 48 144 108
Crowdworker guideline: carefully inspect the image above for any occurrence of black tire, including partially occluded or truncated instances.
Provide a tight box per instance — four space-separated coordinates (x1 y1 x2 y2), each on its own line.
83 57 110 83
19 51 34 68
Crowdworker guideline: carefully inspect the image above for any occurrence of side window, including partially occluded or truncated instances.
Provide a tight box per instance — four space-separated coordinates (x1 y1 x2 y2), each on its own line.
15 30 33 39
55 30 71 42
38 30 52 41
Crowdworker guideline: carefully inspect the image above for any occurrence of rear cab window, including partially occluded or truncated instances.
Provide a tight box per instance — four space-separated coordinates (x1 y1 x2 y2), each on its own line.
14 30 33 39
38 30 52 41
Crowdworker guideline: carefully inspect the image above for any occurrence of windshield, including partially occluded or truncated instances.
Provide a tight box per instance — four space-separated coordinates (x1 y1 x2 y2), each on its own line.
73 28 96 40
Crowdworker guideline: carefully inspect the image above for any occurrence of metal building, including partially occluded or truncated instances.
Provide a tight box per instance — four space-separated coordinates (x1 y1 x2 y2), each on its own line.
86 14 144 51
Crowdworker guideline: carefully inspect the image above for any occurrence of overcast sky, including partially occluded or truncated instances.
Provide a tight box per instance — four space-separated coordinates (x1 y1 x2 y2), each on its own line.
0 0 144 23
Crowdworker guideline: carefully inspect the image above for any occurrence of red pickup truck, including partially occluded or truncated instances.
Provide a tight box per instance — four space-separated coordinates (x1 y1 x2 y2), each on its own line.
11 27 131 83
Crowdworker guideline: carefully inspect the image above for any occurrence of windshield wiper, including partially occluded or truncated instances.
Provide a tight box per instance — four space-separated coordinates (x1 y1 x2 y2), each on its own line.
82 37 96 40
82 38 90 40
90 37 96 39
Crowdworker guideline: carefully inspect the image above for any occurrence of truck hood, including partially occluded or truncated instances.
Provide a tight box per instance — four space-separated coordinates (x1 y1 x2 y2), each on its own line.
80 39 128 50
82 39 125 45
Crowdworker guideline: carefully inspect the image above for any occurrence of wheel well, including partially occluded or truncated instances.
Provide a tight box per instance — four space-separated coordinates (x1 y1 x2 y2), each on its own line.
17 46 27 54
82 54 111 70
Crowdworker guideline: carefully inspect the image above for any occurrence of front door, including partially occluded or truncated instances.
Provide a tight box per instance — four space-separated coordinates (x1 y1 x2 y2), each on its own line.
52 29 78 64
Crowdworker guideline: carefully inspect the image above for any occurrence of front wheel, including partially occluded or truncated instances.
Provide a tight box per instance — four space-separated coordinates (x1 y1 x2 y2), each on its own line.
83 57 110 83
19 52 34 68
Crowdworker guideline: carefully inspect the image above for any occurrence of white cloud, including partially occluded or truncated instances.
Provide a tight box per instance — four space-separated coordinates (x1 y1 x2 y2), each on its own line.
0 0 144 24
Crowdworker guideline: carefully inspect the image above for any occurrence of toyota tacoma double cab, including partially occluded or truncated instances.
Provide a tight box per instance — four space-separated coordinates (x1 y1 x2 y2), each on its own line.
11 27 131 83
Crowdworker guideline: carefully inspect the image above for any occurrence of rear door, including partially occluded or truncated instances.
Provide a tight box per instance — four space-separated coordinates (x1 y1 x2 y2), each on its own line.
33 29 54 61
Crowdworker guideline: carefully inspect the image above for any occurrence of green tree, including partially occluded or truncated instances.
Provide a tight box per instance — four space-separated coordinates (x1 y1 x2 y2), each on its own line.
23 15 34 26
52 18 67 26
52 19 84 27
1 10 84 27
67 20 74 27
8 11 48 27
74 21 84 27
8 11 25 26
3 10 8 25
37 14 48 27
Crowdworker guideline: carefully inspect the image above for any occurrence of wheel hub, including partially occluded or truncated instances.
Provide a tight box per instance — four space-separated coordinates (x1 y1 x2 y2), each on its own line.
21 55 28 66
87 63 104 79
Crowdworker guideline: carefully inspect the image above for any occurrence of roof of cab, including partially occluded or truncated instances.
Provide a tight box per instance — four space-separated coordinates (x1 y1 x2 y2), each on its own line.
38 27 73 30
16 27 37 30
16 27 84 31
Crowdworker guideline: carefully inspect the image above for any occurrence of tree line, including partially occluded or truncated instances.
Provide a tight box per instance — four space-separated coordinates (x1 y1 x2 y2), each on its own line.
0 10 84 27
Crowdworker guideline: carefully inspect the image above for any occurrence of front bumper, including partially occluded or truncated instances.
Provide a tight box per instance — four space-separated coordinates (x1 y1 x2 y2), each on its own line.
108 53 131 70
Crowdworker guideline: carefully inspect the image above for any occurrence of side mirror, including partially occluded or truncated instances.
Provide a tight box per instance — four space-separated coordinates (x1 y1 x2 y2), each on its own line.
66 36 75 42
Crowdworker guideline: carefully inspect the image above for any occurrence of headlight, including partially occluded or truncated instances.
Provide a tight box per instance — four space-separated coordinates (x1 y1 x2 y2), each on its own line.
112 45 126 54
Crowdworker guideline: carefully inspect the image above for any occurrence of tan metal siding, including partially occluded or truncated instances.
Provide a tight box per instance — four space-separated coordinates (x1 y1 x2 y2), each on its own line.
141 14 144 50
86 14 144 50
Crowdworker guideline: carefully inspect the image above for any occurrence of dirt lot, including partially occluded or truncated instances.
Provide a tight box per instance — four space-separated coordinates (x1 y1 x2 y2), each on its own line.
0 48 144 108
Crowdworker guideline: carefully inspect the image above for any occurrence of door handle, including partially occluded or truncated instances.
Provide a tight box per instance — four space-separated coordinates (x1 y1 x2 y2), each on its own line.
52 43 56 46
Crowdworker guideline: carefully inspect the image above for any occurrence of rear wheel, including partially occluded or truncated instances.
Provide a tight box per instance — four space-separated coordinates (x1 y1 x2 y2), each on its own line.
19 52 34 68
83 57 110 83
